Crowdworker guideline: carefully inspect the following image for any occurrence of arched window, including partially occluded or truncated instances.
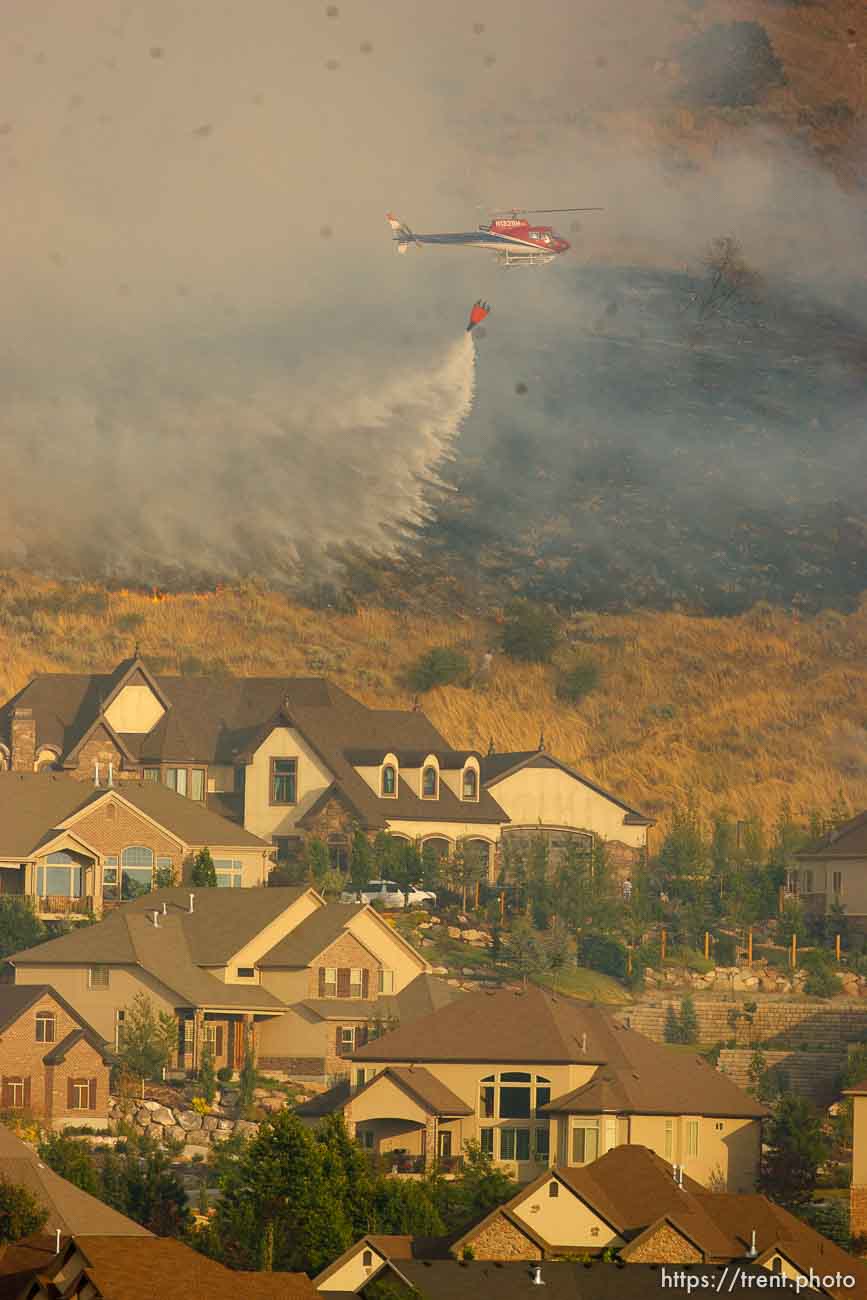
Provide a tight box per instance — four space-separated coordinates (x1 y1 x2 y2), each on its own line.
423 837 450 861
463 839 491 877
422 766 438 798
770 1259 782 1275
121 846 154 899
362 1250 373 1268
462 767 478 801
35 1011 56 1043
548 1181 559 1198
381 765 397 797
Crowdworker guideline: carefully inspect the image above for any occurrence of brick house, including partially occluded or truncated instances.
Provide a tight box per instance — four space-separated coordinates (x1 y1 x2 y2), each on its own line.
298 985 767 1191
8 886 449 1082
316 1145 867 1295
0 986 112 1129
0 772 271 920
0 654 653 883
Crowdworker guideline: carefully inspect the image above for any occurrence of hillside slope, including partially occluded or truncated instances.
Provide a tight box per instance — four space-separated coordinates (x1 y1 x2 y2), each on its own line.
1 572 865 841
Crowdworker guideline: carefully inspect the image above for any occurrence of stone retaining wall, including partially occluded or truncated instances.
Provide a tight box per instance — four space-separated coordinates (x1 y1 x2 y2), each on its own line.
717 1049 847 1107
619 999 867 1050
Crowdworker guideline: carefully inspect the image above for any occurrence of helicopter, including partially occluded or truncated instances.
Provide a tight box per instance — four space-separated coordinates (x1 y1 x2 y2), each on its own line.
386 206 602 267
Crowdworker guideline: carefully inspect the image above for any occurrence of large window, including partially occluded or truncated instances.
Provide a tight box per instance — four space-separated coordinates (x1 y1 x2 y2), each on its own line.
102 856 119 903
571 1121 600 1165
37 852 83 899
121 846 153 898
143 767 160 783
422 766 438 799
159 767 206 801
464 839 491 877
685 1120 699 1159
212 859 243 888
270 757 297 804
479 1073 551 1161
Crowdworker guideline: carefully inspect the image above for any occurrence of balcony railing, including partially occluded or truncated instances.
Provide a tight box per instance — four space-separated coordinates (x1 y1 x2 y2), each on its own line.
38 895 94 916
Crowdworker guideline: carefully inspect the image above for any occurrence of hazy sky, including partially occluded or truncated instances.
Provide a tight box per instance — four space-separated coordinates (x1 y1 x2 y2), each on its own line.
1 1 865 586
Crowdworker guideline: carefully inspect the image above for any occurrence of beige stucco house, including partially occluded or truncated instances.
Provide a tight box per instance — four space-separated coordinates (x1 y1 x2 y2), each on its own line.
845 1075 867 1244
0 655 653 882
8 885 452 1081
793 810 867 926
296 985 767 1191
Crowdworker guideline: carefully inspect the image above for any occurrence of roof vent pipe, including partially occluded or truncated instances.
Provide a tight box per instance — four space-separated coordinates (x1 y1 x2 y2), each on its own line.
531 1264 545 1286
94 760 100 787
746 1230 757 1259
189 893 195 913
581 1033 587 1054
162 901 167 914
152 911 160 928
55 1228 61 1253
671 1164 679 1182
108 762 113 786
678 1166 684 1188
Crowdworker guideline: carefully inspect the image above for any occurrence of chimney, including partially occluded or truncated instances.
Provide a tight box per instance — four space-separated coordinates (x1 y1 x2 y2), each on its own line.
530 1264 545 1286
94 760 100 787
189 893 195 913
152 911 160 928
108 761 114 786
10 707 36 772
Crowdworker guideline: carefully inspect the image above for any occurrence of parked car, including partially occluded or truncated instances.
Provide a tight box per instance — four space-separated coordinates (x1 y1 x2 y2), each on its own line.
341 879 437 909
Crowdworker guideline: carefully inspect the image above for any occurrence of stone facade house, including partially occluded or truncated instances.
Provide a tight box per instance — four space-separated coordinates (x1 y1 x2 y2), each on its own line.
0 986 113 1130
316 1145 867 1296
793 809 867 926
8 886 446 1082
0 772 271 920
298 986 767 1191
846 1075 867 1244
0 655 653 883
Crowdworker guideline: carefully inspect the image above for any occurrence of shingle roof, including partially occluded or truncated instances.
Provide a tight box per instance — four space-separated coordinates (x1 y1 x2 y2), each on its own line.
295 1079 351 1117
351 986 766 1118
313 1234 453 1288
258 903 366 967
345 749 480 770
117 886 312 964
389 1261 780 1300
479 752 654 826
352 1067 473 1117
797 809 867 859
42 1026 114 1067
0 773 267 860
41 1235 319 1300
300 975 463 1023
0 1127 152 1237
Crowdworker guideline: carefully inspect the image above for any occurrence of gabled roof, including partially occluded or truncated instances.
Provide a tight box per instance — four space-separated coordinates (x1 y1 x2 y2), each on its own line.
0 773 268 860
313 1234 453 1289
479 751 654 826
0 1127 152 1237
295 1079 351 1117
0 986 111 1061
797 809 867 860
301 974 463 1023
350 987 766 1119
42 1026 115 1068
257 902 367 967
352 1066 473 1117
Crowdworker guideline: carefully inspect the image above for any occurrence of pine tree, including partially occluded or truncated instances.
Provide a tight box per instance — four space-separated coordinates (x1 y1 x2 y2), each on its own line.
664 1004 682 1044
760 1095 829 1210
115 993 178 1083
349 830 373 892
0 1175 48 1242
192 847 217 887
238 1034 258 1112
679 995 699 1045
199 1041 217 1105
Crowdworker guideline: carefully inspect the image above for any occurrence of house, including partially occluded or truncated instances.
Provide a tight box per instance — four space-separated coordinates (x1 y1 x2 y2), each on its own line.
0 987 113 1130
8 887 450 1081
0 1233 319 1300
0 772 271 920
844 1074 867 1242
0 1125 151 1237
793 810 867 926
0 655 653 880
296 985 767 1190
315 1146 867 1298
311 1259 805 1299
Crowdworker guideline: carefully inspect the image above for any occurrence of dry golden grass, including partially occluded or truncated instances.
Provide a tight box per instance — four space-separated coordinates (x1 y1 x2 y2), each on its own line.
1 572 866 845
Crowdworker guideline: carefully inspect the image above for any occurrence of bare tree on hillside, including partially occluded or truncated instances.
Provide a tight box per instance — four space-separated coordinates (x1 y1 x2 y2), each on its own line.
695 236 764 323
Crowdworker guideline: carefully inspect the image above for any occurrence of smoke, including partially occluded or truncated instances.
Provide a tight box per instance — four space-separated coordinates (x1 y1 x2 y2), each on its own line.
1 0 866 603
0 333 476 584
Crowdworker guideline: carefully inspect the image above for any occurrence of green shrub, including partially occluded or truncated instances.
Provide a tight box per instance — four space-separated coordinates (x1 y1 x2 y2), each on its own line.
578 933 628 979
217 1066 233 1083
500 600 561 664
408 646 472 692
804 966 843 999
557 657 601 703
713 932 738 966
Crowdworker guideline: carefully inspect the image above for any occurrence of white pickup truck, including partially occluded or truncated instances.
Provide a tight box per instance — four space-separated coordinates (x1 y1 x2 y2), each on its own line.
340 879 437 909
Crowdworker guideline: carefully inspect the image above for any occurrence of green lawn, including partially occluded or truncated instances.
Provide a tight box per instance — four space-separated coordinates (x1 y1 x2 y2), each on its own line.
533 968 633 1005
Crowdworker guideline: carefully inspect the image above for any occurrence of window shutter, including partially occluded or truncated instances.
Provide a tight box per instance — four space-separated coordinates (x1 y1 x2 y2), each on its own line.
23 1077 31 1108
318 967 326 997
335 1026 343 1053
362 969 369 998
1 1079 9 1108
89 1079 97 1111
67 1078 75 1109
337 968 350 997
215 1026 224 1058
178 1018 186 1062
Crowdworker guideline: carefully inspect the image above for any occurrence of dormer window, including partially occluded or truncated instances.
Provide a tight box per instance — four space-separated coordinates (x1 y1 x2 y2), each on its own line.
381 764 397 797
462 767 478 801
422 766 438 799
